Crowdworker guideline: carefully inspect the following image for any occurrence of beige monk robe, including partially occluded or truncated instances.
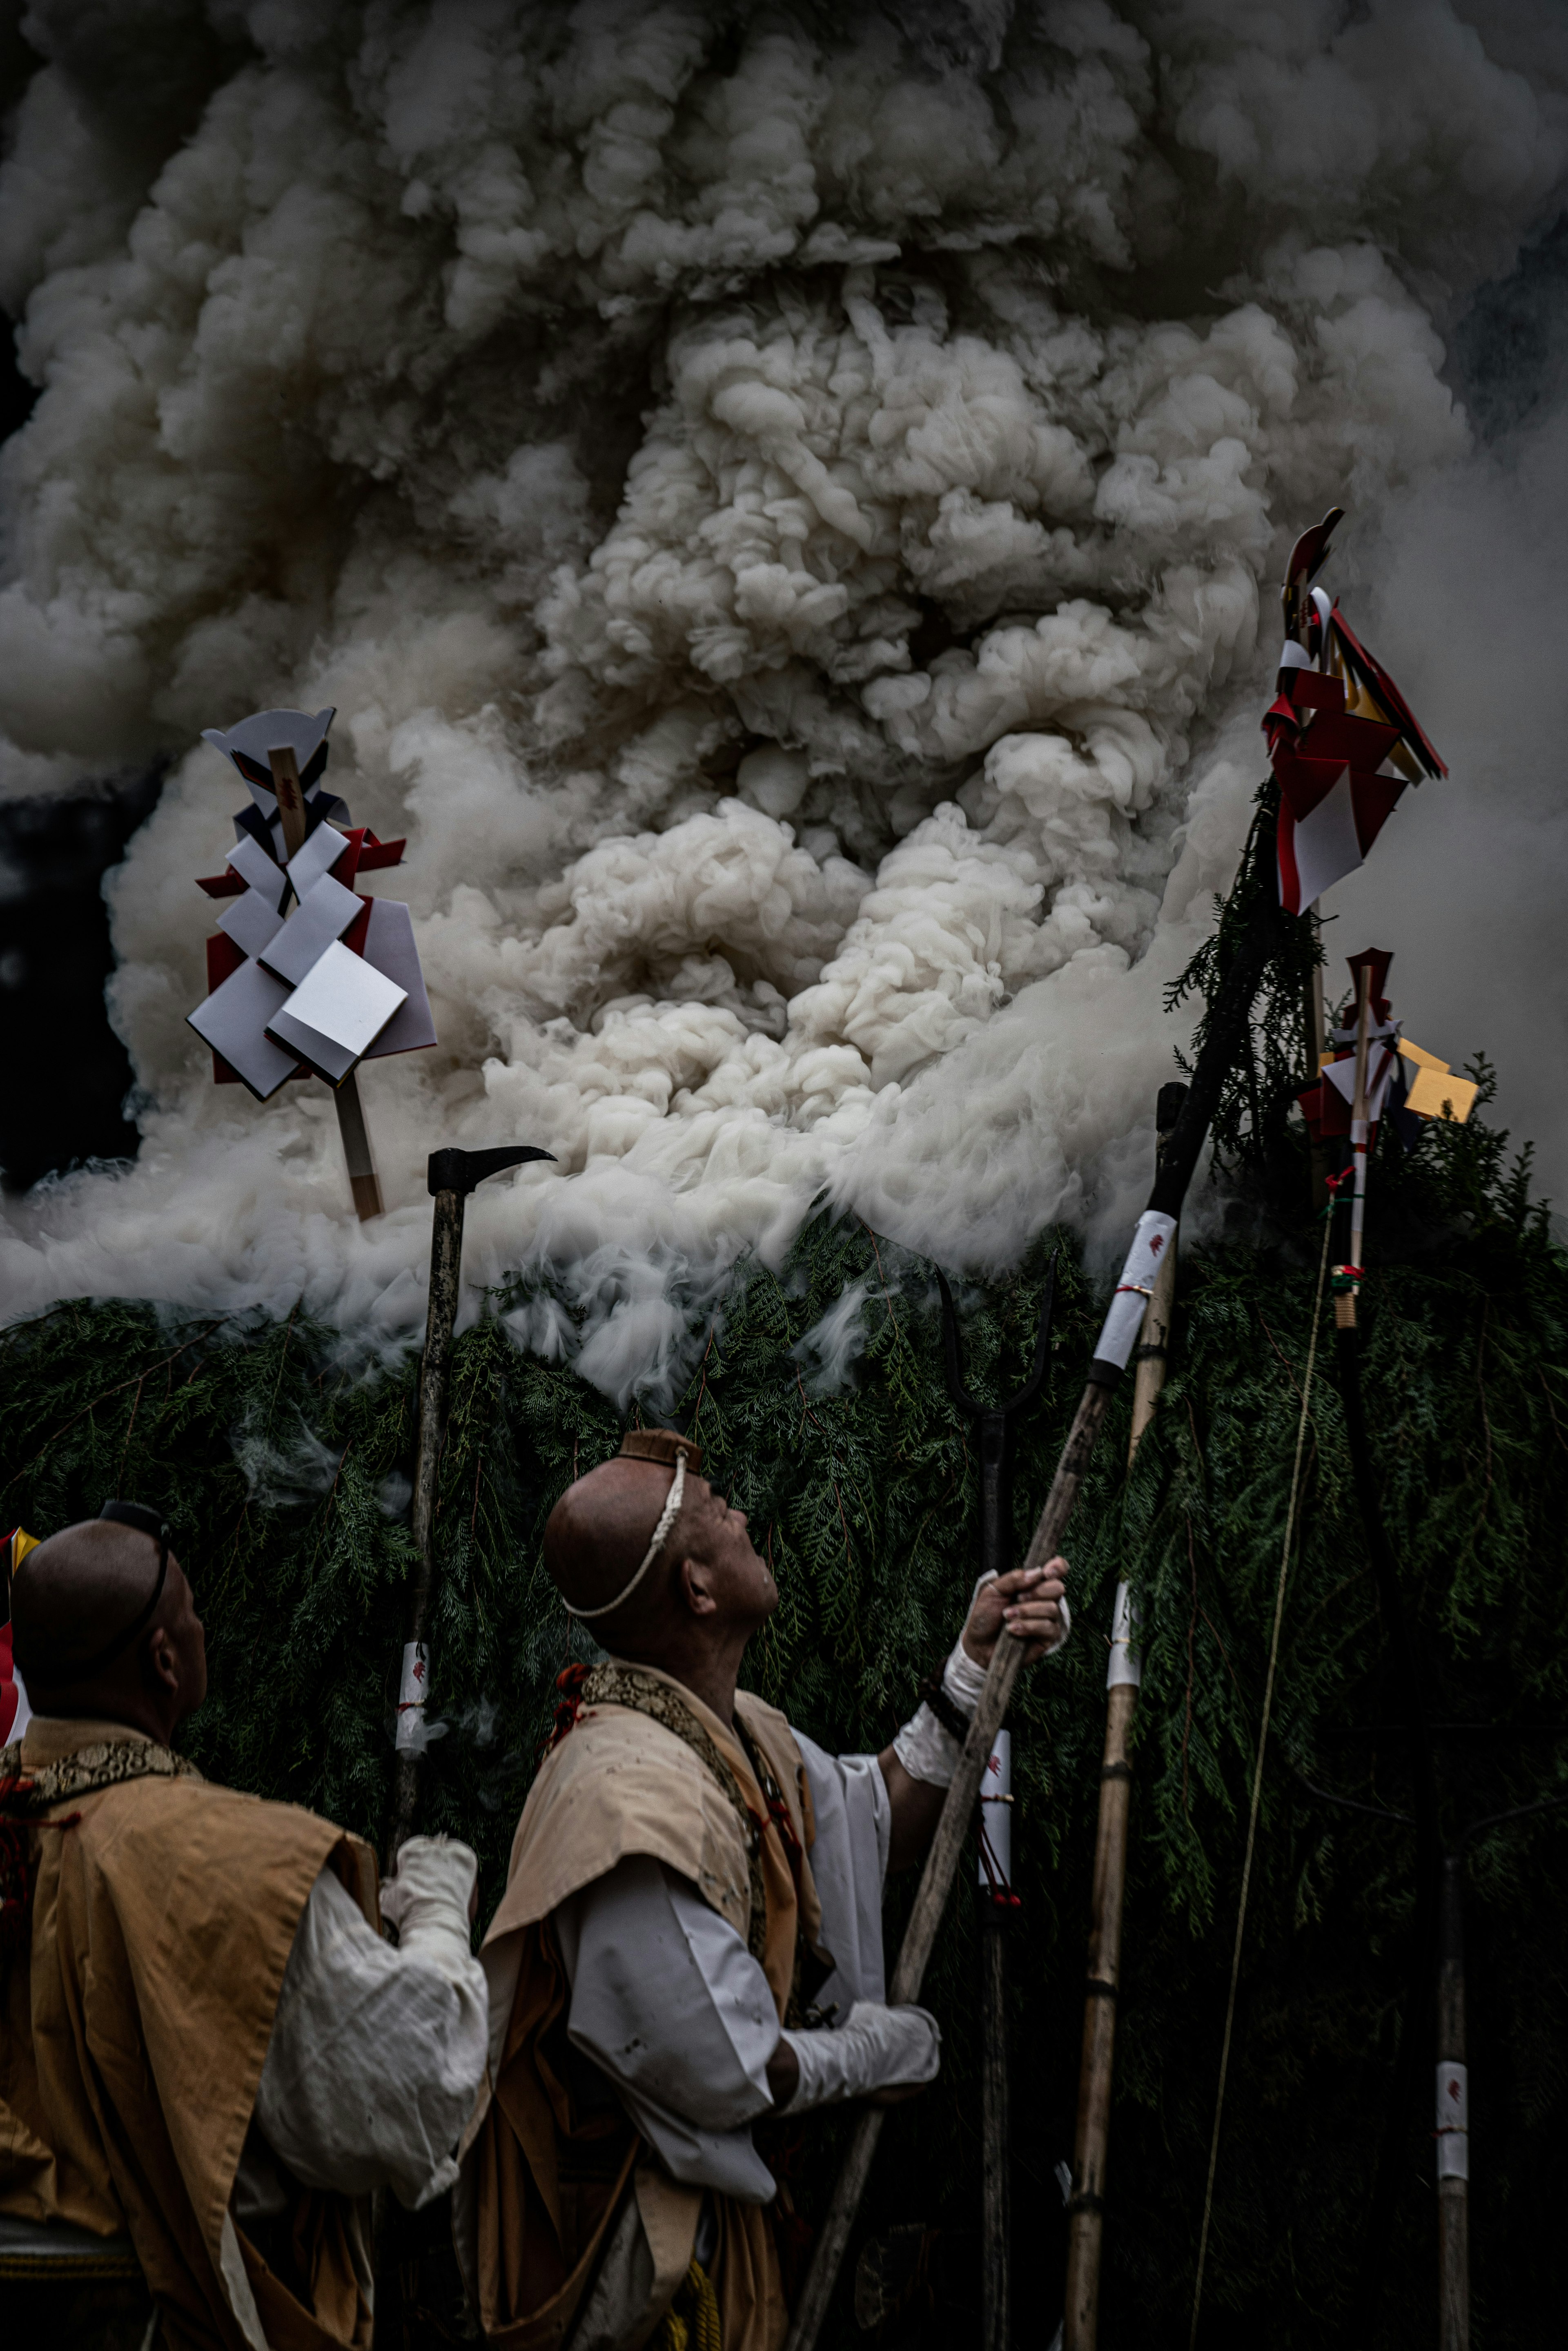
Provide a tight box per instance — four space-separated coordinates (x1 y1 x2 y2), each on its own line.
465 1662 825 2351
0 1716 379 2351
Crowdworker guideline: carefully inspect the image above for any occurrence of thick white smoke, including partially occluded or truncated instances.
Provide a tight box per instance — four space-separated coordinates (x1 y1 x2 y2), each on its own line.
1 1 1564 1390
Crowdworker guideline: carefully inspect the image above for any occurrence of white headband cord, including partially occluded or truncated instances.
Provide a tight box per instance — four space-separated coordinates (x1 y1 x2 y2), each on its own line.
567 1450 689 1621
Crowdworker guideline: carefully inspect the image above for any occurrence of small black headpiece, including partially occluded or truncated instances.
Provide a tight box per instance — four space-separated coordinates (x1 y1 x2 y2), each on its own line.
58 1502 174 1678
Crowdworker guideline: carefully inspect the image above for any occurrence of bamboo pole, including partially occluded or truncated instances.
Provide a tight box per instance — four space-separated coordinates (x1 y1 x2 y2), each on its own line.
1334 963 1373 1332
1436 1855 1470 2351
978 1743 1011 2351
1305 909 1328 1212
1062 1085 1184 2351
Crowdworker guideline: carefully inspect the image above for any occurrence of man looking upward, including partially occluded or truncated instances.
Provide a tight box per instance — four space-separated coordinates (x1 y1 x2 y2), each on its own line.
0 1503 489 2350
463 1430 1068 2351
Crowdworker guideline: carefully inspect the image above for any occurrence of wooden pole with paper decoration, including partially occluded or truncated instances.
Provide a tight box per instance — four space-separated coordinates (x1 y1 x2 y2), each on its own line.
786 508 1457 2351
186 707 439 1221
784 954 1284 2351
1062 1081 1186 2351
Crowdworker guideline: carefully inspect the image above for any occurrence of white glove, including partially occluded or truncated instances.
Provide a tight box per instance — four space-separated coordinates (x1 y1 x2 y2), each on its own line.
776 2000 941 2112
380 1834 478 1985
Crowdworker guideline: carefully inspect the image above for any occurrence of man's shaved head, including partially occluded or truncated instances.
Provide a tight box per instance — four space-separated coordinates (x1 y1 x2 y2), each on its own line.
11 1516 207 1739
544 1458 702 1641
543 1451 777 1686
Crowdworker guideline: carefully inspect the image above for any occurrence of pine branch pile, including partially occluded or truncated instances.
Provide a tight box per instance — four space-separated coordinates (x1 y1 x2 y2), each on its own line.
3 911 1566 2344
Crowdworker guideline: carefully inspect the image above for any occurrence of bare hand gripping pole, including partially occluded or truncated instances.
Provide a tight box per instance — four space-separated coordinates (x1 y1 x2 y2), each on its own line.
783 892 1289 2351
387 1144 554 1860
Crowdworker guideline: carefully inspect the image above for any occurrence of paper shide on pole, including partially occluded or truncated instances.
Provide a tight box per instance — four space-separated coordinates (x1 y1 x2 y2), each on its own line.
184 708 438 1217
1266 511 1447 916
1298 953 1480 1154
188 707 436 1097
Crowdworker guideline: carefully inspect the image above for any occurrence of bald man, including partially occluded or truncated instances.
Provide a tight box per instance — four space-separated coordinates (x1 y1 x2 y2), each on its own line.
0 1502 489 2351
461 1430 1068 2351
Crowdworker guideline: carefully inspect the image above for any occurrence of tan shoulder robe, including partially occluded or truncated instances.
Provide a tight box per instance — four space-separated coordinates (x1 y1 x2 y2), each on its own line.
468 1666 822 2351
0 1716 379 2351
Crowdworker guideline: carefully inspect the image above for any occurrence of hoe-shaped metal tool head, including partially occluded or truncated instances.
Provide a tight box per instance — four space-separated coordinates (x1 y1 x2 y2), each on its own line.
427 1144 555 1197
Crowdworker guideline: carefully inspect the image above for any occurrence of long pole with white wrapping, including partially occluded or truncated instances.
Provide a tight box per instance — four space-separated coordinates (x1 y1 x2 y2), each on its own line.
1061 1080 1186 2350
783 900 1286 2351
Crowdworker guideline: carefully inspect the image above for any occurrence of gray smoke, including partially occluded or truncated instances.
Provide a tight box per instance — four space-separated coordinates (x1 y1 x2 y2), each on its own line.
1 1 1564 1392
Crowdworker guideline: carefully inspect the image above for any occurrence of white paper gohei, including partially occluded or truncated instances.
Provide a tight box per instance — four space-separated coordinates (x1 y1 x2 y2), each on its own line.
1289 766 1362 907
265 939 405 1081
258 872 363 987
285 820 351 901
1322 1041 1400 1124
187 958 298 1099
225 829 289 902
216 885 286 961
359 899 438 1058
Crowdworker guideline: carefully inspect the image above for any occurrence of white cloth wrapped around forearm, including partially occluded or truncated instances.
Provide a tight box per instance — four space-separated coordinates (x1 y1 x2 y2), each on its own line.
249 1835 488 2211
892 1576 1071 1787
776 2000 941 2113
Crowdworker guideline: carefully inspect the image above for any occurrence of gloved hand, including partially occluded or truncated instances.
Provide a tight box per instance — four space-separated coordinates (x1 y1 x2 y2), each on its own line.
380 1834 479 1980
777 2000 941 2113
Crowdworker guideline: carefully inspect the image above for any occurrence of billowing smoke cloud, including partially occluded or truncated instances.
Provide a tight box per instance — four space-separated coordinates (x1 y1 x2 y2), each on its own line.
1 0 1565 1389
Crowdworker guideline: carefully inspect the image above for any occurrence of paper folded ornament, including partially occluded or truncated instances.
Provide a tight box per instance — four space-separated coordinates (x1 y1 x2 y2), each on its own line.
1267 561 1446 912
266 940 408 1082
1296 952 1476 1147
186 708 436 1099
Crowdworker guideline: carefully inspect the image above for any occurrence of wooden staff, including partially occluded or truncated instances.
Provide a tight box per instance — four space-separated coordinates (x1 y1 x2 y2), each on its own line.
1062 1080 1186 2350
939 1263 1055 2351
977 1735 1013 2351
1304 911 1329 1212
1436 1853 1469 2351
267 741 383 1222
387 1143 552 1859
783 883 1290 2351
1332 962 1374 1332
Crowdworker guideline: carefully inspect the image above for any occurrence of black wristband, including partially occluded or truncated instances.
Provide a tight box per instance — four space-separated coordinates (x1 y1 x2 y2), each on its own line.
918 1672 973 1744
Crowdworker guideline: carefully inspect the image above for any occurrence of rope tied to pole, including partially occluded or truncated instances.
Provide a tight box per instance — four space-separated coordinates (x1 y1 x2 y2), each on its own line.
1188 1217 1332 2346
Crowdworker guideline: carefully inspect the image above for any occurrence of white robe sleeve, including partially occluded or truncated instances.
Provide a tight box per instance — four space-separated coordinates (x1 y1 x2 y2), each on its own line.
555 1854 781 2204
252 1861 489 2211
794 1736 890 2015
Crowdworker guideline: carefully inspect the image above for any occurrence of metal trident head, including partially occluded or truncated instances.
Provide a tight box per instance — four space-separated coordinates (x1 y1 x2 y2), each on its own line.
935 1253 1058 1588
937 1250 1057 1424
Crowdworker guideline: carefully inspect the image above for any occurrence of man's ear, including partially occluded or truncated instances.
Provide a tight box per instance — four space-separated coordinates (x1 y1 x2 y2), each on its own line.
679 1553 718 1618
145 1622 180 1694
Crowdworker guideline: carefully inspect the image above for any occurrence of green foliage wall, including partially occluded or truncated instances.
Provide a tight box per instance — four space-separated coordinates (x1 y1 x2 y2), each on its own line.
4 1125 1566 2347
